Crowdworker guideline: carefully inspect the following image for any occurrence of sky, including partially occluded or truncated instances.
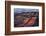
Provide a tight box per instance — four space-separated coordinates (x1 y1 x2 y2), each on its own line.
14 8 39 13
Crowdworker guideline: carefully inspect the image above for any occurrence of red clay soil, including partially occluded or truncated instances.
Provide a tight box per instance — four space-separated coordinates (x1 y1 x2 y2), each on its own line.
23 17 36 25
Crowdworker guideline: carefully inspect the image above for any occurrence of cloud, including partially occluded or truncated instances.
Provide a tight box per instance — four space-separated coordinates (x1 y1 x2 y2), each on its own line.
14 8 39 13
